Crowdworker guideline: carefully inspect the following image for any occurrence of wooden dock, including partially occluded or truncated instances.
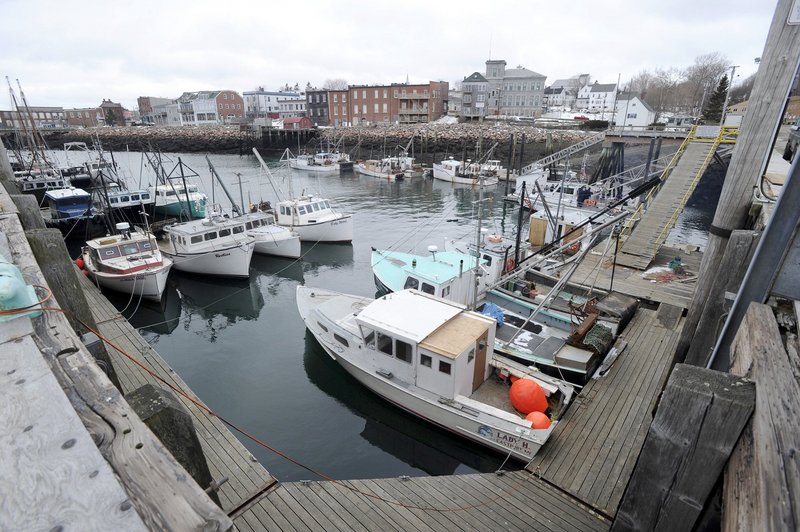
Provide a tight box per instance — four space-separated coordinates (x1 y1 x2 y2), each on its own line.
617 139 719 270
527 305 684 519
569 243 702 308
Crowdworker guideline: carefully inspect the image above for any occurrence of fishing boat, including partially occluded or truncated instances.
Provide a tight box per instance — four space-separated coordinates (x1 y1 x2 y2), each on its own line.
354 158 405 181
15 167 69 202
41 188 106 240
287 150 352 173
159 209 255 278
482 160 514 181
432 157 499 186
273 195 353 243
240 208 301 259
151 181 207 219
254 148 354 243
81 222 172 301
297 286 574 461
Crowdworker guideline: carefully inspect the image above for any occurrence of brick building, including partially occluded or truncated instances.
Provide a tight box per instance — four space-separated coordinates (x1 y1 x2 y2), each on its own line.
98 99 127 126
137 96 173 125
306 88 329 126
0 107 67 129
64 108 101 128
327 81 449 127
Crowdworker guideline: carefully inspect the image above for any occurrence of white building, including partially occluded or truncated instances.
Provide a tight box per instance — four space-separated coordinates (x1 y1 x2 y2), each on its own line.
277 94 307 118
243 87 300 119
588 83 618 112
612 92 656 128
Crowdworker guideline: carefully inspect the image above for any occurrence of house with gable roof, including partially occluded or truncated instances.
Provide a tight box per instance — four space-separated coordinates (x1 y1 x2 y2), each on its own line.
461 72 489 119
612 92 656 128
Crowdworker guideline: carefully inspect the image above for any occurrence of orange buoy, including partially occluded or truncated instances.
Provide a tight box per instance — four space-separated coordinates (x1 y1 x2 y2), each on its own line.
509 375 519 383
509 378 548 414
526 411 551 429
75 257 85 269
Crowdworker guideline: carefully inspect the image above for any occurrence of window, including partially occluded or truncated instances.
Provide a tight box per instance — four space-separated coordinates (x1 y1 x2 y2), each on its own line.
374 89 379 98
354 92 358 100
219 104 223 109
334 334 349 347
333 94 338 103
191 235 203 244
383 89 388 98
204 232 218 241
396 340 412 363
383 103 388 113
362 90 366 98
317 321 328 332
442 285 450 297
354 104 358 114
421 283 435 295
299 206 307 215
362 105 366 114
376 333 393 355
245 221 253 230
468 349 475 363
439 361 451 375
232 225 244 234
342 95 346 103
218 228 231 237
403 276 419 289
421 354 432 368
364 330 375 349
627 113 637 119
224 93 228 100
374 103 378 113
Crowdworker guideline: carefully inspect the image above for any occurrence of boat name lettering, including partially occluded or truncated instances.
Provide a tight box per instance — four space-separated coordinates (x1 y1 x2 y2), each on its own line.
330 219 347 226
478 425 530 451
215 252 231 258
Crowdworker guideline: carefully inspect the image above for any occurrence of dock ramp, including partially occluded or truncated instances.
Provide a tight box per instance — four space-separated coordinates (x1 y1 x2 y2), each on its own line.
615 126 736 270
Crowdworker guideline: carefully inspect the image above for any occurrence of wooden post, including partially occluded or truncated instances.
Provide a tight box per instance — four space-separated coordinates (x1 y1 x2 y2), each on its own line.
10 194 45 230
682 231 760 366
724 303 800 531
126 384 220 506
612 364 754 532
676 0 800 365
25 228 120 390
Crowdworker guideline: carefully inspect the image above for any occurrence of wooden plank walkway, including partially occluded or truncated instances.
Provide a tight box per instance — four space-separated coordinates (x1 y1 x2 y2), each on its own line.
617 140 718 269
569 242 702 308
259 472 609 531
77 273 281 531
526 306 683 519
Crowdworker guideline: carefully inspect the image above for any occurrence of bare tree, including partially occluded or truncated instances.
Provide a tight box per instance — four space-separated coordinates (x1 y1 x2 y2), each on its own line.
683 52 729 114
728 73 756 104
323 78 349 90
628 69 654 99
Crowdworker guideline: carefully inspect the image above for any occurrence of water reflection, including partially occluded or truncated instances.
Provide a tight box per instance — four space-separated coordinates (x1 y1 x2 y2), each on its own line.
173 272 264 341
300 242 354 273
302 331 506 476
250 254 305 284
105 281 182 335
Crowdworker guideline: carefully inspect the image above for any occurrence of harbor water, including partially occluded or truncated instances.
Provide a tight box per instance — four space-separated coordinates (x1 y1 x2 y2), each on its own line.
74 149 720 481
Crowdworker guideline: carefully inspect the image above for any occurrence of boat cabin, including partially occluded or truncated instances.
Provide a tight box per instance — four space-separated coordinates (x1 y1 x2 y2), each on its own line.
275 196 335 226
154 182 201 199
85 225 159 274
164 215 248 253
529 208 587 247
44 188 93 220
353 290 495 399
313 152 336 166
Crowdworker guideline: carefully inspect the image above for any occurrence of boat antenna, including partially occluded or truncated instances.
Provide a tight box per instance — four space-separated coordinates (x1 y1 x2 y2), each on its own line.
472 173 486 311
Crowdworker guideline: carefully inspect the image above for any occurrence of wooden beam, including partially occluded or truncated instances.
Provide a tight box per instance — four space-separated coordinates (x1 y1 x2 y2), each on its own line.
676 0 800 364
724 303 800 531
612 364 754 532
683 231 760 366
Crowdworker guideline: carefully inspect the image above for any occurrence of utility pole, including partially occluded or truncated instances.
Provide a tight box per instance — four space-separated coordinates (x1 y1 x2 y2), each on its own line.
719 65 738 126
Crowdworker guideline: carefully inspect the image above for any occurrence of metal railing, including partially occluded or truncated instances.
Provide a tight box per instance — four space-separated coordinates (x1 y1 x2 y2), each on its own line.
519 131 606 175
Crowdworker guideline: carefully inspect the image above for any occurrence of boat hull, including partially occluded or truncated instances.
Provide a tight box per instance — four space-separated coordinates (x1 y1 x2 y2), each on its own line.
432 166 499 186
154 198 207 219
252 229 302 258
289 160 339 173
86 261 172 301
163 240 254 278
286 214 353 243
355 164 404 181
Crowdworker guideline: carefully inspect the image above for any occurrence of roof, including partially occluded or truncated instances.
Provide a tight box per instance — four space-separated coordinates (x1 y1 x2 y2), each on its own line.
357 290 465 343
283 117 310 124
544 87 563 95
419 312 492 359
45 188 90 200
616 92 655 113
590 83 617 93
463 72 488 83
504 68 546 79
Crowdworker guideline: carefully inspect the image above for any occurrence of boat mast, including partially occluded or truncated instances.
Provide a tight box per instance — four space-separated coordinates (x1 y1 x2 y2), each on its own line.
177 157 192 217
252 148 285 201
206 156 242 216
472 173 485 311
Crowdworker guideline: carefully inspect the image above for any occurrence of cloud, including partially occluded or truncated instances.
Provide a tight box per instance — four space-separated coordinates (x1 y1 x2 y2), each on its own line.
0 0 774 109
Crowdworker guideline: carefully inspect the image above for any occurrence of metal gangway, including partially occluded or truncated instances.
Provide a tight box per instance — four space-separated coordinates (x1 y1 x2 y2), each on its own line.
615 125 738 270
519 131 606 176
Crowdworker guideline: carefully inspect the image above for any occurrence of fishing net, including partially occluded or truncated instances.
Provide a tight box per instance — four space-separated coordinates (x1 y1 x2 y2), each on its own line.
583 323 614 353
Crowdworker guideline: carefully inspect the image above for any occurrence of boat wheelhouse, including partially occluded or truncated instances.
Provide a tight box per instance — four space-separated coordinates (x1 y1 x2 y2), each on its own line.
82 222 172 301
354 159 405 181
160 211 255 278
297 287 574 461
432 157 500 186
273 195 353 243
151 182 207 219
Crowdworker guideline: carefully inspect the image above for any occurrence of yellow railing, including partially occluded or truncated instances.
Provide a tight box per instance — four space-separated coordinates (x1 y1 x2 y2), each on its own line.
618 126 698 239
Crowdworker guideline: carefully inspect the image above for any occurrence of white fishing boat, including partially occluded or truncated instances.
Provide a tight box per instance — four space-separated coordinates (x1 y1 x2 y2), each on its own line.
151 181 208 219
159 209 255 278
81 222 172 301
288 151 352 173
254 148 354 243
432 157 499 186
297 286 573 461
240 209 301 259
274 195 353 243
354 159 405 181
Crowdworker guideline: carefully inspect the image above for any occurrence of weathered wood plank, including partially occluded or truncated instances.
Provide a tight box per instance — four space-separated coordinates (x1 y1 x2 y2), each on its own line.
0 333 147 532
683 231 760 366
724 303 800 532
612 364 754 532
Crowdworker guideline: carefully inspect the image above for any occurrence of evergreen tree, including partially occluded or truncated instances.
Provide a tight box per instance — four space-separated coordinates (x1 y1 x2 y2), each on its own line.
701 74 729 123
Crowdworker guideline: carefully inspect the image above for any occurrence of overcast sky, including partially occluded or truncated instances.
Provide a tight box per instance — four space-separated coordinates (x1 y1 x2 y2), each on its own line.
1 0 776 110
